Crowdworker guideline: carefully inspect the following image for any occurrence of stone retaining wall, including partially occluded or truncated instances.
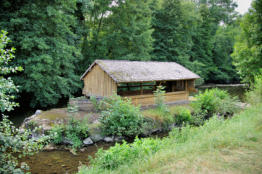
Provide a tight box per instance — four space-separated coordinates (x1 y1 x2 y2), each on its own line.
69 98 95 112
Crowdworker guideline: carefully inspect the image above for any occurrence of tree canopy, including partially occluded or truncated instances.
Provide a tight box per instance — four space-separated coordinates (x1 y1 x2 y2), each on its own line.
232 0 262 83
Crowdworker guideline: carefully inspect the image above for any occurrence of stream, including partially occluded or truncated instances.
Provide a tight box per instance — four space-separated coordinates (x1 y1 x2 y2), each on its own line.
11 84 246 174
20 143 114 174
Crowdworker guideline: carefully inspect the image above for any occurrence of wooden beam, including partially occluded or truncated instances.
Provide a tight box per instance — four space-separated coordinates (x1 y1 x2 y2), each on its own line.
140 83 143 95
117 84 156 88
126 83 130 90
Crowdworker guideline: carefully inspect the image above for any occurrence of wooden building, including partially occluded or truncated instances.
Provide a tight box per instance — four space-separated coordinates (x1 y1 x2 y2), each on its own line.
80 60 200 106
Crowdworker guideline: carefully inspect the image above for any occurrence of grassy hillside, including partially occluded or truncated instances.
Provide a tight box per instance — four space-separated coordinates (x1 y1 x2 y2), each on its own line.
79 104 262 174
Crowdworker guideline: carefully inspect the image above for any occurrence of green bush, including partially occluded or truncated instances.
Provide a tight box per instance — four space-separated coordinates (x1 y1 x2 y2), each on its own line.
88 137 163 170
99 95 144 137
50 125 64 144
190 112 205 126
192 88 239 119
0 115 49 173
50 117 89 149
174 107 192 126
154 85 168 112
90 96 100 112
246 75 262 104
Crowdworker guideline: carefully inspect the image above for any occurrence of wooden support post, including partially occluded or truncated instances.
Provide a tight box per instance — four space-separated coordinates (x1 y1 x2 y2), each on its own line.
127 83 130 91
140 83 143 95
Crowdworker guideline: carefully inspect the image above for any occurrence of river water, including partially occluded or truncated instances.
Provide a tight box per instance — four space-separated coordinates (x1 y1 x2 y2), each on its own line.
21 143 114 174
13 84 246 174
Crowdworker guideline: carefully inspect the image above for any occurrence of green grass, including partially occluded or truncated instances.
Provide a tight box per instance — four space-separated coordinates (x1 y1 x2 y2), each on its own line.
78 104 262 174
142 105 192 123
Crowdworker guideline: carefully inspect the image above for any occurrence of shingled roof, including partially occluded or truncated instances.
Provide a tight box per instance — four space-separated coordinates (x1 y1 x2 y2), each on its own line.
80 59 200 83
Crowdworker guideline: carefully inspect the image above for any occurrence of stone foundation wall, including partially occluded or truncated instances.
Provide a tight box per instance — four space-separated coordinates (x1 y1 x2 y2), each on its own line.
69 98 95 112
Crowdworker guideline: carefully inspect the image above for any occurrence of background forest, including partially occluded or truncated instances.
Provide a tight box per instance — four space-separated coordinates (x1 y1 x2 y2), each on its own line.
0 0 260 109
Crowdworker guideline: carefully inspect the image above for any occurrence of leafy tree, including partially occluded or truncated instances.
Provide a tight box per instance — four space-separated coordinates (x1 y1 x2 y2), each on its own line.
211 24 240 83
0 0 82 107
190 0 238 82
152 0 197 65
190 4 216 80
0 31 21 111
81 0 153 67
105 0 153 61
151 0 239 83
0 30 48 174
232 0 262 83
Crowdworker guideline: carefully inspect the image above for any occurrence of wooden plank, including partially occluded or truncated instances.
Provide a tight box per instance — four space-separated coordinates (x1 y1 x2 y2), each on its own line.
82 64 117 97
118 84 156 88
127 91 188 106
140 83 143 95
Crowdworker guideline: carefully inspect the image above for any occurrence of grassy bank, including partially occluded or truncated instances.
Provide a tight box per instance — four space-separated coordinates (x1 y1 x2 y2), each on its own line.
78 103 262 174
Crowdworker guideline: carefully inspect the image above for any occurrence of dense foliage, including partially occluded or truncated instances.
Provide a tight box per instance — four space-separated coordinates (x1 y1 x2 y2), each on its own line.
99 95 144 137
88 138 163 170
0 0 244 108
152 0 239 83
192 88 239 119
245 75 262 104
232 0 262 83
0 31 47 173
0 116 49 173
173 107 192 126
0 0 83 107
50 117 89 149
0 31 21 111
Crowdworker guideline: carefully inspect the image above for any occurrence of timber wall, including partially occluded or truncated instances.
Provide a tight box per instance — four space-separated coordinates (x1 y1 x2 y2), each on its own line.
127 91 189 106
82 64 117 97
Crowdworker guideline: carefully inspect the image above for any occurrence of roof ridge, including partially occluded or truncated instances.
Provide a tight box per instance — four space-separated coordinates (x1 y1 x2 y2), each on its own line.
95 59 181 64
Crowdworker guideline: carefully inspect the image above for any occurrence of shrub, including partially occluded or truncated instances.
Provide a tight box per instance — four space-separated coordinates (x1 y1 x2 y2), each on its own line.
154 85 168 112
174 107 192 126
190 112 205 126
50 117 89 149
99 95 144 137
50 125 64 144
246 75 262 104
0 115 49 173
90 96 100 112
192 88 239 119
88 137 163 170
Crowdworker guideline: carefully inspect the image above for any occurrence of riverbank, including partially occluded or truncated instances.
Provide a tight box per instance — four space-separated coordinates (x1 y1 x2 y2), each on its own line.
78 103 262 174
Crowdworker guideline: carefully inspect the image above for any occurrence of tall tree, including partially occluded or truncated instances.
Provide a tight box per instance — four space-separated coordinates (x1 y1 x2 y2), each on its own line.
0 0 82 107
105 0 153 61
152 0 197 64
190 0 238 82
81 0 153 68
232 0 262 83
211 24 240 83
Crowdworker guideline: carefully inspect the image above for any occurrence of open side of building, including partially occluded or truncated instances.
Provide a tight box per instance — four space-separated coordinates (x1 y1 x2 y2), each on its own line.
80 60 200 106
